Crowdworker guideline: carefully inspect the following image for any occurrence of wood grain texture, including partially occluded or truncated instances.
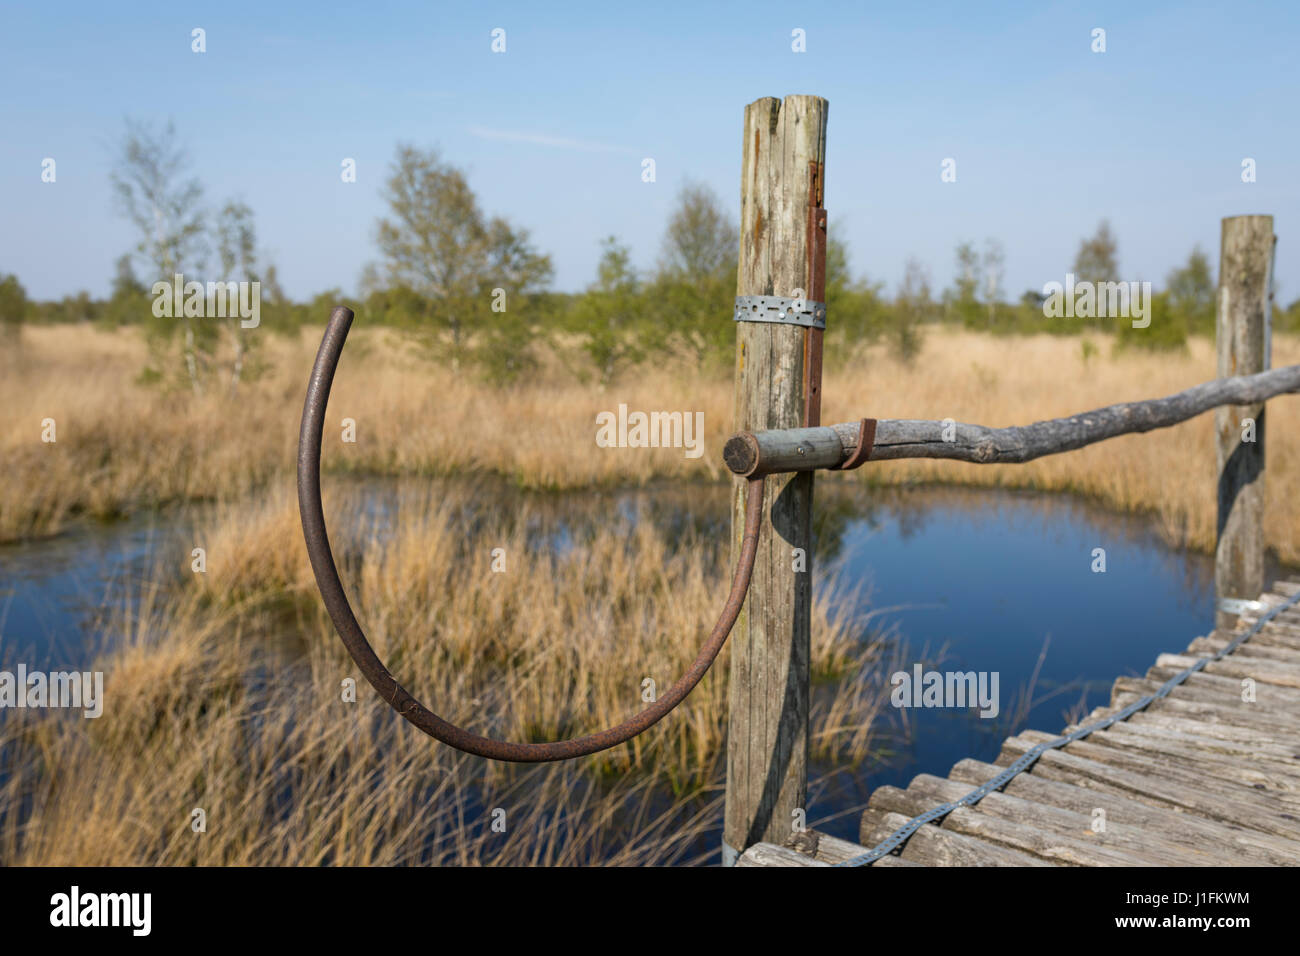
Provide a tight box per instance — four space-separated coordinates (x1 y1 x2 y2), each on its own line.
739 578 1300 866
1216 215 1275 627
724 95 828 860
724 362 1300 474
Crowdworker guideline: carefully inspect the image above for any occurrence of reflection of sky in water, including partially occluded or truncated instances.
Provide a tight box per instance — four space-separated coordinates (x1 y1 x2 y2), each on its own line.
1 478 1288 853
0 517 183 670
810 484 1291 844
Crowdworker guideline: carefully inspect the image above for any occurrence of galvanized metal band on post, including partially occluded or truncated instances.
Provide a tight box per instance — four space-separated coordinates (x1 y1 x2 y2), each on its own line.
734 295 826 330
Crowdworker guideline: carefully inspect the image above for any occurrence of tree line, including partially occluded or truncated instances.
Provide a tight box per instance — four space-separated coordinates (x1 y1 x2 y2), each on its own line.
3 120 1299 387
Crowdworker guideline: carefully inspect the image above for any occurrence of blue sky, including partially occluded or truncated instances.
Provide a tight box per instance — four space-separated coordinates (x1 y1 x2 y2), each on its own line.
2 0 1298 303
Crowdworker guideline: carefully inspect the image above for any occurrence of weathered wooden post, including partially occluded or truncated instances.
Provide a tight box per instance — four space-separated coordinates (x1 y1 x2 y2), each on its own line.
1215 214 1276 629
722 95 828 865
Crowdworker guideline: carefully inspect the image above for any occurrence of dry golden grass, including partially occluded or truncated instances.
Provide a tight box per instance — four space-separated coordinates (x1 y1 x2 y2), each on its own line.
6 319 1270 865
4 323 1297 560
822 331 1300 561
0 478 896 865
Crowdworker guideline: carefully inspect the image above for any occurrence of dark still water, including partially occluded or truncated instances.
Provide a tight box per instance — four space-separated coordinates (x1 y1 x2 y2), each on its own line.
1 479 1284 856
805 484 1291 845
0 517 174 671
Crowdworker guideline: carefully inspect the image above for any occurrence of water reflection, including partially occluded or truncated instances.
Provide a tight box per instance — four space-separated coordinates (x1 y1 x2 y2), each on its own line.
808 481 1293 844
2 476 1289 854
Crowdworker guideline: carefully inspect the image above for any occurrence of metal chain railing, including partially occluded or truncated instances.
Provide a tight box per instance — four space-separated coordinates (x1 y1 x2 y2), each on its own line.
835 586 1300 866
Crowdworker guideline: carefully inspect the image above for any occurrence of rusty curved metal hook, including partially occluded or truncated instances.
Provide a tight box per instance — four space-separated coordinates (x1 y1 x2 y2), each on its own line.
297 306 766 761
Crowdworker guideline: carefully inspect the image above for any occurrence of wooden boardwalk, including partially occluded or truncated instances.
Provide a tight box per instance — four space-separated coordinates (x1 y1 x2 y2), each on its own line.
739 578 1300 867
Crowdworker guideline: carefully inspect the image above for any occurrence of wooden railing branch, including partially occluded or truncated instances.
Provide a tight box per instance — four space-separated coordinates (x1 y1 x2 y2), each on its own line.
724 363 1300 476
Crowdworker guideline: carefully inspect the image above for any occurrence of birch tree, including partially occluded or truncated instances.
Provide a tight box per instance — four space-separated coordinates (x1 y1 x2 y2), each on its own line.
110 119 208 392
214 201 259 391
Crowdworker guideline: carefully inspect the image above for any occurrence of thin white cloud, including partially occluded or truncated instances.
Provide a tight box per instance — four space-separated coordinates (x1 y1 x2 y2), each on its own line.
468 126 636 155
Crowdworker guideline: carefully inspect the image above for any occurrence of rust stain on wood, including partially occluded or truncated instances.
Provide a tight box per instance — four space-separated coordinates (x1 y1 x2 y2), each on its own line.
808 160 823 207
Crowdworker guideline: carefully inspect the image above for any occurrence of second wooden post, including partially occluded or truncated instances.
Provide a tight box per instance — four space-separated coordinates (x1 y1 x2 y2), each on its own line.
1215 214 1275 629
723 95 828 864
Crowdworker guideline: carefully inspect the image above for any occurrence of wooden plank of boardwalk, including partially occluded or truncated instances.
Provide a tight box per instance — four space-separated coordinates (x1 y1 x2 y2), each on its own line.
736 578 1300 867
